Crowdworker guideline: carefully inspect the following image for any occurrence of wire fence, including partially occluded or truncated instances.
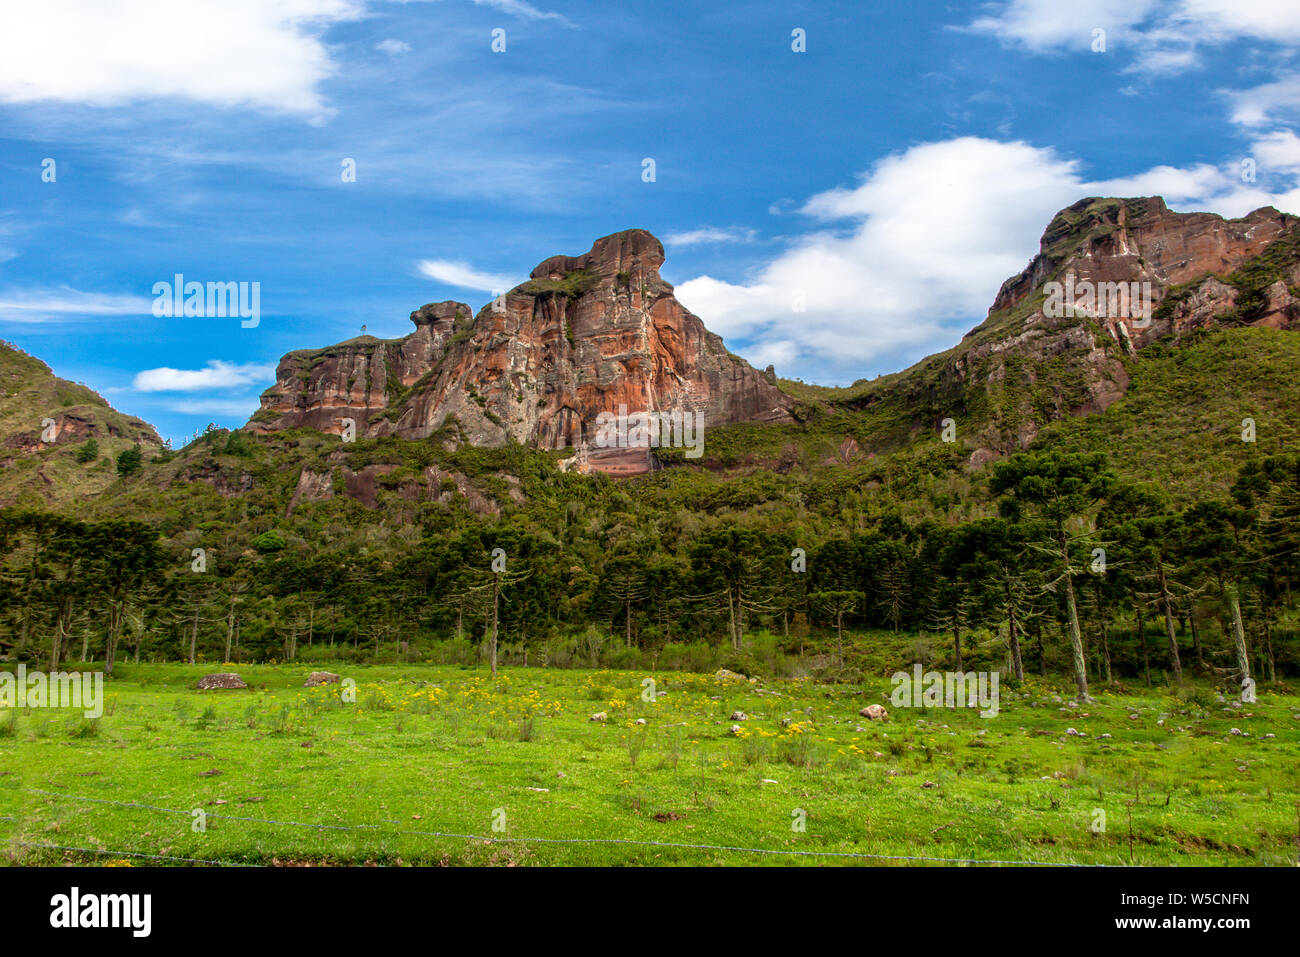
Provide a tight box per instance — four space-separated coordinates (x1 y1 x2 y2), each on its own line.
1 784 1120 867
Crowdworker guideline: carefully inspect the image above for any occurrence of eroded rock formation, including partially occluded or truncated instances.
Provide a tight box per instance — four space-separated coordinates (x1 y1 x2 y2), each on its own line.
249 229 793 474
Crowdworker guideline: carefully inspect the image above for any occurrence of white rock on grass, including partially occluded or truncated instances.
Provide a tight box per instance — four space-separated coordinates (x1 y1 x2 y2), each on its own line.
196 673 247 690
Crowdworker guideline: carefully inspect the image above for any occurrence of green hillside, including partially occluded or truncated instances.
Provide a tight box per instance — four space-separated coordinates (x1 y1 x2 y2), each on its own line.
0 340 161 509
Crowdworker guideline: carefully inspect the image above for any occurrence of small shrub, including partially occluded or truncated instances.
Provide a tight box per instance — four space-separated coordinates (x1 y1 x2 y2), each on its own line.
68 717 100 738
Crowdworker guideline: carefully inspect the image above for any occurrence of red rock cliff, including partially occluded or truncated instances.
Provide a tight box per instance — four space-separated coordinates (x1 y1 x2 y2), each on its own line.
249 229 793 471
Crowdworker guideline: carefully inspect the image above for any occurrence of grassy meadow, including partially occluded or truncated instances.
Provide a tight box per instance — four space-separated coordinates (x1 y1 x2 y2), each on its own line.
2 661 1299 867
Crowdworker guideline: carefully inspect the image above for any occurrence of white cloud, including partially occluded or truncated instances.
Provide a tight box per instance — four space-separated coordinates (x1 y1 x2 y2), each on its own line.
132 360 276 392
1085 163 1228 201
417 259 518 292
664 226 758 247
1178 0 1300 40
0 0 364 117
675 137 1300 385
0 288 152 323
967 0 1160 52
966 1 1300 74
375 39 412 55
1251 129 1300 172
1226 74 1300 129
472 0 575 26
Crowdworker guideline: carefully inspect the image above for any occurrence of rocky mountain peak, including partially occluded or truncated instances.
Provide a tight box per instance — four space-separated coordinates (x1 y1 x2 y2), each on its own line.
410 300 471 329
530 228 666 285
990 196 1298 320
249 229 793 473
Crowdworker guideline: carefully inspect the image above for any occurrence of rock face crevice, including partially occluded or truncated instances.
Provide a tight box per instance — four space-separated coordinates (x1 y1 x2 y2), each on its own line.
249 229 792 473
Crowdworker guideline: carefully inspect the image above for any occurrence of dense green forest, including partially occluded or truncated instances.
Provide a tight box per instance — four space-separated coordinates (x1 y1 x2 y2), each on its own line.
3 440 1296 699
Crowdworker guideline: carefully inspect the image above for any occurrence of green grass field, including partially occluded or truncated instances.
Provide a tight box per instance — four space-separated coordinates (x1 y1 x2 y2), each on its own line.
2 663 1298 866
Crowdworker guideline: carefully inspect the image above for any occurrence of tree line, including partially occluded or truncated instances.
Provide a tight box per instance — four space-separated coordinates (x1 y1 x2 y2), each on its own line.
1 450 1297 695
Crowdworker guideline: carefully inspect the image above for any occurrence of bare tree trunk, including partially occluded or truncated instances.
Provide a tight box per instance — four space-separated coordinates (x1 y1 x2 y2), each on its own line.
51 601 67 671
1061 554 1090 700
1098 616 1112 683
104 600 124 676
491 572 500 678
1137 607 1150 686
1006 581 1024 681
1226 583 1251 680
1263 618 1277 684
225 597 236 663
1158 564 1182 684
727 589 737 650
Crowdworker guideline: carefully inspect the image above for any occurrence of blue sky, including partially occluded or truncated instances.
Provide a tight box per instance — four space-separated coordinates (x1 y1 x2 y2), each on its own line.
2 0 1300 447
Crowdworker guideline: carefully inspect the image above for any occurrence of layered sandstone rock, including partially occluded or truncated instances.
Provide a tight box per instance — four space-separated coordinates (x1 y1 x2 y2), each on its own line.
875 197 1300 460
990 196 1299 349
249 230 792 474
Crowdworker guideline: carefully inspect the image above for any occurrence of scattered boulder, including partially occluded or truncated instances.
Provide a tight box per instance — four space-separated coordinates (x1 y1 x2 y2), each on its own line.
730 710 748 721
590 712 607 723
634 718 647 726
304 671 341 687
715 669 747 683
729 724 743 735
197 673 247 690
859 704 888 721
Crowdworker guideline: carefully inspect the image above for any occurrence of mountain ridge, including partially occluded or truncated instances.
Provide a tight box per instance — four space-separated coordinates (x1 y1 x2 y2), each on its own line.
3 196 1300 511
